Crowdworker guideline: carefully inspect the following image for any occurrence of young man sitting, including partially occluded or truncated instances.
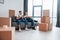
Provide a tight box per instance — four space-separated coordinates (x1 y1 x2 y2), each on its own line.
17 11 28 31
24 11 36 30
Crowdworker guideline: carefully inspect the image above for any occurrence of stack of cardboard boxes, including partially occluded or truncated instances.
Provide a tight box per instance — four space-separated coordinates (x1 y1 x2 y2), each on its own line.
39 10 52 32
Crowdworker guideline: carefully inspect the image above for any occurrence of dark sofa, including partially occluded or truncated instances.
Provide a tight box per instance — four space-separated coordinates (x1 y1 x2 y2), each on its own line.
11 16 38 30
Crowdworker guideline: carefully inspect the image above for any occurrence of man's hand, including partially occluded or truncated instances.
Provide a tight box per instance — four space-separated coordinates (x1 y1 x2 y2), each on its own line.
16 16 19 19
24 16 27 18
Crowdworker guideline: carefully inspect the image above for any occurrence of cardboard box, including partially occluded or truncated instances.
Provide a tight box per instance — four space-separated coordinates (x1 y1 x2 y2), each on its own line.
39 23 52 32
43 10 49 17
39 10 52 32
41 16 50 23
0 27 15 40
39 23 49 32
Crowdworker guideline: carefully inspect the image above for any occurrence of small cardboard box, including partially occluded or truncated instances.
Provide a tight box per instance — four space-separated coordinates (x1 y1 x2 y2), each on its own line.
43 10 49 17
41 16 50 23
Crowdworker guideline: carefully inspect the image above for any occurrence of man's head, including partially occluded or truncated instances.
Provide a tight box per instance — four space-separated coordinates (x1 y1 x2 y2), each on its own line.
25 11 28 15
19 11 22 15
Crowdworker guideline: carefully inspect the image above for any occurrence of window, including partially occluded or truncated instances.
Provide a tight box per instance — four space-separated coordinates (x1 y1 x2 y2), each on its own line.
33 6 42 17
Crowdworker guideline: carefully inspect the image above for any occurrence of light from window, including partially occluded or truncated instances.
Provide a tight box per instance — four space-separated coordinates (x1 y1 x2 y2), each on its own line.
33 0 42 5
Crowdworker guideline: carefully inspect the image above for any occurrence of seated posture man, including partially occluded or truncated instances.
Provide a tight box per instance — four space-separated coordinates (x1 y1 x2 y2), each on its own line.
24 11 36 30
17 11 28 31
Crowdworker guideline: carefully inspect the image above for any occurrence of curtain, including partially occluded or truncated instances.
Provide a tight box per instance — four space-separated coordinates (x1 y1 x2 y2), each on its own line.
24 0 28 15
56 0 60 27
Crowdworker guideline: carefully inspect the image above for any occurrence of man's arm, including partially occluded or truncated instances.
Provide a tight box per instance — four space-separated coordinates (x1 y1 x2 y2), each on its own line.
24 15 32 18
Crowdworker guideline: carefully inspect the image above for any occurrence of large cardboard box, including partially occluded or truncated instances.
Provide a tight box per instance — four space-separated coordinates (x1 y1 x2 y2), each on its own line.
0 17 11 27
39 23 49 32
39 23 52 31
43 10 49 17
0 27 15 40
41 16 50 23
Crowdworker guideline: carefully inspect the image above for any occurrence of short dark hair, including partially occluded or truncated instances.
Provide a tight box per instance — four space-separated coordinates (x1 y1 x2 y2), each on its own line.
19 11 22 12
25 11 27 12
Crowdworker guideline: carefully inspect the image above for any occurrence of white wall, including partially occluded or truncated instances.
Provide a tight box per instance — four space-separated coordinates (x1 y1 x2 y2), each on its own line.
53 0 57 17
53 0 57 26
0 0 24 17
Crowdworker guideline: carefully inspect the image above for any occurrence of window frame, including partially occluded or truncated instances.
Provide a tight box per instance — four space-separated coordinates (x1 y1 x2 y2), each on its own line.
33 5 42 18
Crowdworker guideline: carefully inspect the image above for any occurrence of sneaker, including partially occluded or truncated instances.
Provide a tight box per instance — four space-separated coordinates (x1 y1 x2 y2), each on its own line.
25 28 28 31
32 27 36 30
19 29 21 32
